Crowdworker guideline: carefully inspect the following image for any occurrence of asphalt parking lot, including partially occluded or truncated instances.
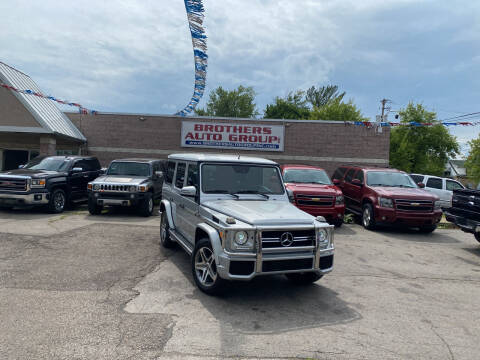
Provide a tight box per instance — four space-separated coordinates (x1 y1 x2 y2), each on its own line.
0 207 479 360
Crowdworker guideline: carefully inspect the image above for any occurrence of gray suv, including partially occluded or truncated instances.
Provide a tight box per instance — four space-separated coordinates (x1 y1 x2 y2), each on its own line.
160 153 334 295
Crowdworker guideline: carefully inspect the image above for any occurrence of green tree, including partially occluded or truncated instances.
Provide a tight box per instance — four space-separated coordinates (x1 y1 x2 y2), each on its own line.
195 86 258 118
389 103 459 175
309 98 368 122
306 85 346 108
264 91 311 119
465 138 480 184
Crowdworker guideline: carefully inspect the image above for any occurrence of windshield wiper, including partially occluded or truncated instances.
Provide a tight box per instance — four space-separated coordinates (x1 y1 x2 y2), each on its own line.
205 190 239 199
233 190 269 199
369 184 392 187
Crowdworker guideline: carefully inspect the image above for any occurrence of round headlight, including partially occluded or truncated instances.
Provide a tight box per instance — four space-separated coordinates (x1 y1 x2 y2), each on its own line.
234 231 249 245
317 229 328 243
129 185 137 192
93 184 100 191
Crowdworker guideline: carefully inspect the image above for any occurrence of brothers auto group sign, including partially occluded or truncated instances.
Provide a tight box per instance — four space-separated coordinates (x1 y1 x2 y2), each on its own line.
181 121 284 152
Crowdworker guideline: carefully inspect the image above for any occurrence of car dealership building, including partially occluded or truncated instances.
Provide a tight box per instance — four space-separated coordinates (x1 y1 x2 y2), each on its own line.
0 62 390 174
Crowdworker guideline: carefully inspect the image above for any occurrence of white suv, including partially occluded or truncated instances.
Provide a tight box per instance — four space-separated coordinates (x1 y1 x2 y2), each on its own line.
410 174 464 208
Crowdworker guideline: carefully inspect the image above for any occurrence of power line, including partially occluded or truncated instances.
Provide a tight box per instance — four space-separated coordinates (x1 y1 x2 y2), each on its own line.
438 112 480 122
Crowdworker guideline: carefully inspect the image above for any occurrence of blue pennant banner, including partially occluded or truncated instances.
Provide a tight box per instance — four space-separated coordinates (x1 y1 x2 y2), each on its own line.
176 0 208 116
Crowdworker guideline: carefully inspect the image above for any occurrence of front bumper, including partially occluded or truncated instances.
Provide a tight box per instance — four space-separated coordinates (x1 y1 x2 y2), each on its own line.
374 206 442 226
444 210 480 234
215 246 334 281
294 203 345 222
0 190 49 206
89 191 147 207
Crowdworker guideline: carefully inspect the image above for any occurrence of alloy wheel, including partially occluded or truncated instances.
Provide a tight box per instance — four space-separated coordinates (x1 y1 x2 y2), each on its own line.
160 215 167 242
194 247 217 286
363 207 371 227
54 192 65 211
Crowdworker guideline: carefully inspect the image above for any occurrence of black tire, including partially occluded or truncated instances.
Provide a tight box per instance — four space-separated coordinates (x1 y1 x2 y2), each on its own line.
419 225 437 234
48 188 66 213
88 197 103 215
361 203 376 230
285 272 323 284
475 232 480 243
192 238 226 295
138 193 154 217
160 211 175 248
332 219 343 228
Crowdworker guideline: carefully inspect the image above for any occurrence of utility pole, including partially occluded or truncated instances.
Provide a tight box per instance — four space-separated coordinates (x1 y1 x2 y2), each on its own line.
381 98 388 119
377 98 391 134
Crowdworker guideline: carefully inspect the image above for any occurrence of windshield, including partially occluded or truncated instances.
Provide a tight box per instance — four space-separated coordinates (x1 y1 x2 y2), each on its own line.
367 171 417 188
283 169 332 185
107 162 151 177
201 164 285 195
23 157 70 172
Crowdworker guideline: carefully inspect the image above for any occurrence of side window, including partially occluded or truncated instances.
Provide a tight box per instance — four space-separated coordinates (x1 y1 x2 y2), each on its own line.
186 164 199 188
165 161 175 184
344 168 356 183
175 163 186 189
84 159 100 171
73 160 87 171
446 180 464 191
353 170 364 184
410 175 424 184
426 177 443 190
332 167 347 180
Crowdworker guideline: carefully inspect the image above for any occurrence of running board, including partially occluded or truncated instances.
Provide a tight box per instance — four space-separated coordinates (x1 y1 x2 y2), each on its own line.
347 207 362 215
170 230 193 255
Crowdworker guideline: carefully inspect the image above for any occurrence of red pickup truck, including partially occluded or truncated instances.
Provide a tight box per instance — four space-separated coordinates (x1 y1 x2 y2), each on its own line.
281 165 345 227
331 165 442 232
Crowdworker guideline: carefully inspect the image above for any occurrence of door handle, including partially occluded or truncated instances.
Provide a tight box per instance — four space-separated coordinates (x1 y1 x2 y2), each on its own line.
83 174 89 178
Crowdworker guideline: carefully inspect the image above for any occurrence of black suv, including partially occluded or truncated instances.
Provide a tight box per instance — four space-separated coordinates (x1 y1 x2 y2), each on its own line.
0 156 102 213
87 158 166 217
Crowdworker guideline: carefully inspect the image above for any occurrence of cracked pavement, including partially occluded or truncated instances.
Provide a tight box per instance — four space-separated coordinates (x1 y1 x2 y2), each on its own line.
0 207 480 359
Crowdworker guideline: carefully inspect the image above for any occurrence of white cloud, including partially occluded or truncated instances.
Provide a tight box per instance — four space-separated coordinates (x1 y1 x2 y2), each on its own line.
0 0 479 132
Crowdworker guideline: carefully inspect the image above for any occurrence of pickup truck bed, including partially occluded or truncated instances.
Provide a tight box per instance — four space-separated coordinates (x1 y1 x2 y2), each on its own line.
444 189 480 243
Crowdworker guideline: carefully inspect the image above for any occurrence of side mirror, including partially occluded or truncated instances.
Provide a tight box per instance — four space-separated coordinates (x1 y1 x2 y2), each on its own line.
180 185 197 197
351 179 363 186
155 171 164 179
332 179 341 185
417 182 425 188
100 167 107 174
72 167 83 173
18 164 25 169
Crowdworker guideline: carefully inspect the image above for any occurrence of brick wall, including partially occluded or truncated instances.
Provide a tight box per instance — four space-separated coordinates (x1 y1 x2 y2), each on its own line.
67 113 390 176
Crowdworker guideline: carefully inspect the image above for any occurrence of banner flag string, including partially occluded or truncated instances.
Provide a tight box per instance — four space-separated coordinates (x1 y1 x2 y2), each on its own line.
176 0 208 117
354 120 480 127
0 83 97 115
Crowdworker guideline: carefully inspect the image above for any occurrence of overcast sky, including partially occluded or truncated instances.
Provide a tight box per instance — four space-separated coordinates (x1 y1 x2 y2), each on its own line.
1 0 479 155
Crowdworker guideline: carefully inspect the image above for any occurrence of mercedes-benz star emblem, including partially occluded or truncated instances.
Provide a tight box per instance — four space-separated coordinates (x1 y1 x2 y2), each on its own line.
280 232 294 247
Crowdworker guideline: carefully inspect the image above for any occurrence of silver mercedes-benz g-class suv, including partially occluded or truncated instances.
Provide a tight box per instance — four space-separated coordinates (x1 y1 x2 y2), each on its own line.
160 153 334 295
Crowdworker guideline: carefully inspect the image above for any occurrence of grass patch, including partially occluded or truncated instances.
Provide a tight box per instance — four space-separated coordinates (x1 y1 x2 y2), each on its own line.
343 213 356 224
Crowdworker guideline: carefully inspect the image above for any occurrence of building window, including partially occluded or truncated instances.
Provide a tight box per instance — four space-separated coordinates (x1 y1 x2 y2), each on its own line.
56 150 75 156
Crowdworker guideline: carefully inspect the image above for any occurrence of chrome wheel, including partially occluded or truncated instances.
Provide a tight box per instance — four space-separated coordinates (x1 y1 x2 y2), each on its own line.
194 247 217 287
54 192 65 211
160 215 167 242
363 207 371 227
148 198 153 213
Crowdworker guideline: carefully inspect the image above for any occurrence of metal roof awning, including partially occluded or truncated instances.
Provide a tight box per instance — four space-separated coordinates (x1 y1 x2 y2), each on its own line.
0 62 86 142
